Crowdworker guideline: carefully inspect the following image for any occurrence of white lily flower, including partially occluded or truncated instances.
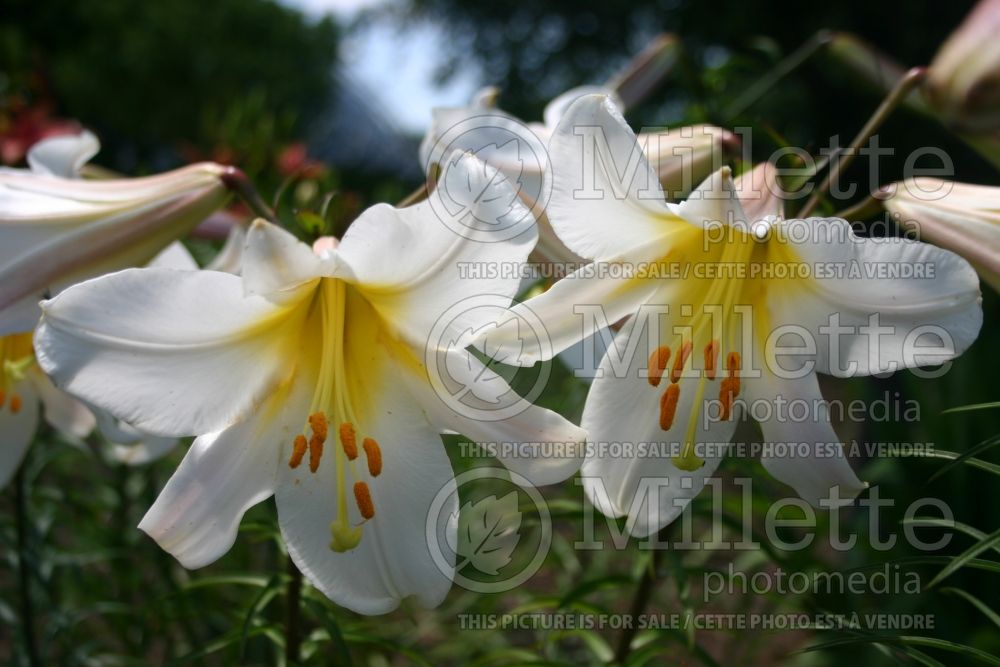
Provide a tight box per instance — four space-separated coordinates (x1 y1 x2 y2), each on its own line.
0 131 232 335
420 87 736 263
35 153 585 614
883 177 1000 292
480 95 982 537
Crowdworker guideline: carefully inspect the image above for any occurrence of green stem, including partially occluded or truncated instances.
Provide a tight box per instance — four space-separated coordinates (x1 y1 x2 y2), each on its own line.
614 527 671 664
285 558 303 665
832 194 884 222
725 30 834 120
15 466 41 667
799 67 927 217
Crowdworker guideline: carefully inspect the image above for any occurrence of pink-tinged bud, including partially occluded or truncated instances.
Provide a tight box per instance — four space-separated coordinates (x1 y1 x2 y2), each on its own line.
734 162 784 222
0 161 232 334
642 125 741 199
926 0 1000 131
883 178 1000 291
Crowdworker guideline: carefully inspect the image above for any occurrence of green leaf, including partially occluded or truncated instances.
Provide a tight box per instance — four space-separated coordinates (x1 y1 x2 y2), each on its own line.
927 527 1000 588
940 588 1000 631
901 517 1000 557
942 401 1000 414
924 436 1000 485
897 449 1000 478
802 634 1000 666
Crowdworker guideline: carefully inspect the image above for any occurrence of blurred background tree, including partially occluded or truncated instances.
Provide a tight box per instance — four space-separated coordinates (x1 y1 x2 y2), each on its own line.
0 0 337 174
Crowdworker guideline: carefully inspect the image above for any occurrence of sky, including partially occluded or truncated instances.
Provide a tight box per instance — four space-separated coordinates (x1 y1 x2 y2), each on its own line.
279 0 480 135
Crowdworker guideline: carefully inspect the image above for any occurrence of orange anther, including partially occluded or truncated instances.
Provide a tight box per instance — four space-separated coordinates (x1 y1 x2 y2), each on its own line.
670 340 693 384
647 346 671 387
0 388 5 409
289 434 308 468
362 437 382 477
354 481 375 519
339 423 358 459
308 435 324 473
659 383 681 431
726 351 741 375
704 340 720 380
308 412 328 441
10 394 22 414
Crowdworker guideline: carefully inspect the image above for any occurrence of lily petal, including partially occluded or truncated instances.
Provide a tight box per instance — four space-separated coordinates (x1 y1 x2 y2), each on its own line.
546 94 677 260
745 370 866 506
243 219 326 297
339 152 537 346
476 235 675 364
137 395 292 567
35 268 306 436
26 131 100 178
33 369 95 439
769 218 982 376
410 347 586 486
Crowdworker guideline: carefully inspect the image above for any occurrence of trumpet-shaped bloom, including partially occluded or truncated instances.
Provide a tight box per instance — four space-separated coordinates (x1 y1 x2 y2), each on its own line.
421 87 736 262
883 178 1000 292
35 154 585 614
0 132 231 334
481 95 982 536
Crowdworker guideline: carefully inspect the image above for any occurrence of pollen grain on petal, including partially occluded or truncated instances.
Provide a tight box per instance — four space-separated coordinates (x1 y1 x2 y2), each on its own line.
704 340 720 380
354 481 375 520
10 394 22 414
339 422 358 460
289 434 308 468
0 389 5 408
647 346 671 387
670 340 693 384
659 383 680 431
308 434 324 473
362 437 382 477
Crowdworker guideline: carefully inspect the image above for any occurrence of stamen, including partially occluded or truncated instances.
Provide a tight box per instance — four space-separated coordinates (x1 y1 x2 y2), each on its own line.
354 481 375 519
0 388 5 408
719 378 736 420
670 340 693 384
289 434 308 468
647 346 671 387
704 340 720 380
339 423 358 460
308 435 324 473
659 383 680 431
362 437 382 477
308 412 328 441
10 394 22 414
726 351 741 374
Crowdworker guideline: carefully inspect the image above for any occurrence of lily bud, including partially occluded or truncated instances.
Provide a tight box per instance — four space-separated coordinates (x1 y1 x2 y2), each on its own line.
645 125 740 199
0 138 232 334
883 178 1000 291
925 0 1000 131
